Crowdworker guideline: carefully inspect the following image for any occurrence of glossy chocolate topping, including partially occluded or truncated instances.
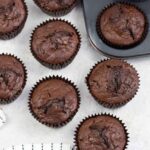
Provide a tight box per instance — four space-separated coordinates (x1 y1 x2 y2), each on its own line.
0 0 26 33
88 59 139 105
99 3 146 46
30 79 78 124
32 21 79 65
77 116 127 150
0 55 25 100
36 0 76 11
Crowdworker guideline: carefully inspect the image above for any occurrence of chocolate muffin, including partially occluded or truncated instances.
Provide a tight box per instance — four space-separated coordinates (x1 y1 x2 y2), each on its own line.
86 59 139 108
33 0 77 16
0 54 27 104
0 0 28 40
29 76 80 127
31 19 81 69
75 114 128 150
97 2 148 49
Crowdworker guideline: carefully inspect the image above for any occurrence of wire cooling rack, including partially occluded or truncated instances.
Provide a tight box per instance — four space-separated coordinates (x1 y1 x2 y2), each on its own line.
4 143 73 150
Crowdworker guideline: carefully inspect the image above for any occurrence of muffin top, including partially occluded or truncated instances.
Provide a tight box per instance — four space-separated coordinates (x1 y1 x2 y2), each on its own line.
99 3 146 47
35 0 76 11
87 59 139 107
0 55 25 100
77 115 127 150
0 0 27 33
31 20 80 65
30 78 79 125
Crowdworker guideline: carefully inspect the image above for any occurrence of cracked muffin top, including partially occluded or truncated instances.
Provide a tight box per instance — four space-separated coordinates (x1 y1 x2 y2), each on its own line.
0 0 27 33
98 3 147 48
0 55 25 101
87 59 139 108
35 0 76 11
31 20 80 66
76 115 127 150
30 77 79 126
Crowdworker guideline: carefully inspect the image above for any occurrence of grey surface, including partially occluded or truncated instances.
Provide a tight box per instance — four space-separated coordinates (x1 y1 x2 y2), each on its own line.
83 0 150 57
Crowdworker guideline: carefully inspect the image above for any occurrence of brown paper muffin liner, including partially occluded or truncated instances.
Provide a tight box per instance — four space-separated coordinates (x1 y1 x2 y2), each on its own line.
28 75 81 128
86 59 140 108
96 2 148 49
30 19 81 70
33 0 78 16
74 113 129 150
0 53 27 104
0 0 28 40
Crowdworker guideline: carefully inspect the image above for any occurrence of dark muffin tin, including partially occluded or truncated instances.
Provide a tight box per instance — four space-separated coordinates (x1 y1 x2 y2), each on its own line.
82 0 150 58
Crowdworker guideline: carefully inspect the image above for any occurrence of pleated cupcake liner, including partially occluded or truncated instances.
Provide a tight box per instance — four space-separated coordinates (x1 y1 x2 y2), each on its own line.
86 58 140 108
30 19 81 70
0 53 27 104
74 113 129 150
0 0 28 40
96 2 149 49
28 75 81 128
33 0 78 16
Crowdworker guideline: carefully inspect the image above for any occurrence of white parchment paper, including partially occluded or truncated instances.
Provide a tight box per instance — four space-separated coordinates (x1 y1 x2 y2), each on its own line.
0 0 150 150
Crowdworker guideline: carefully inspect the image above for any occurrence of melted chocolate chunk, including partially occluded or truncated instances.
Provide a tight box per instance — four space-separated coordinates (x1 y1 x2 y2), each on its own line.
37 31 74 54
118 4 124 14
0 68 22 89
109 5 135 41
46 31 74 50
109 5 123 24
90 125 111 148
107 66 122 94
39 98 66 115
125 19 135 40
